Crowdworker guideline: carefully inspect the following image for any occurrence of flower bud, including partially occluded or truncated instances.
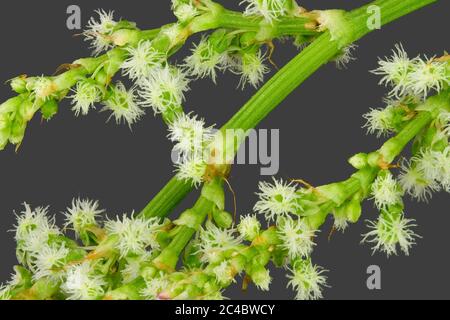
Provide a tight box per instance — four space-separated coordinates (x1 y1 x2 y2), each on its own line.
349 153 368 169
248 264 271 291
10 76 28 94
345 195 363 223
201 178 225 211
41 100 59 120
212 210 233 229
238 215 261 241
9 118 27 145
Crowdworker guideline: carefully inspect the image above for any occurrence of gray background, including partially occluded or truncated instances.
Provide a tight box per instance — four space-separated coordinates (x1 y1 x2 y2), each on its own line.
0 0 448 300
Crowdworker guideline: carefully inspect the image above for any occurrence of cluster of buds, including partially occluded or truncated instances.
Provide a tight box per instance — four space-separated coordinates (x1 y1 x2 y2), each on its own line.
184 29 270 89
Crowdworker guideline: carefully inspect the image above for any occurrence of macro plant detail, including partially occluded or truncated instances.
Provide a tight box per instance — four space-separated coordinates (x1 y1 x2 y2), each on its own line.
0 0 447 300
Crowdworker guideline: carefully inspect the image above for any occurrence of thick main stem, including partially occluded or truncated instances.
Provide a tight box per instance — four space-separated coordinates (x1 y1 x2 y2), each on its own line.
138 0 438 220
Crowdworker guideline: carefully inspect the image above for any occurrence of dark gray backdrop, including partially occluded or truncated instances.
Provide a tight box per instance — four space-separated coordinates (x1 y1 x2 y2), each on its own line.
0 0 448 300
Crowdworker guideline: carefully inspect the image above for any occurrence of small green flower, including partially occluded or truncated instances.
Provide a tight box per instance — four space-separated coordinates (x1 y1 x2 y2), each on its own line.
84 10 117 56
238 215 261 241
370 172 404 210
287 259 327 300
64 198 104 243
122 40 165 81
362 211 419 257
196 221 242 264
102 82 144 126
277 217 316 259
139 66 189 114
70 80 103 116
62 262 107 300
254 178 302 221
242 0 292 23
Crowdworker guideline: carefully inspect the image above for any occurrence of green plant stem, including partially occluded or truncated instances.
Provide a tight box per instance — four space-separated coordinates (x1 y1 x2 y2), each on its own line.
218 10 318 38
138 0 438 220
306 91 449 229
153 196 215 272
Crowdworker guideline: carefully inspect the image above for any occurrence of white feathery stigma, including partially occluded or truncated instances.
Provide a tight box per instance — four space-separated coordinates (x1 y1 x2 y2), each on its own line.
370 172 404 210
139 66 189 114
102 82 144 126
175 156 208 187
213 261 236 285
363 106 396 137
141 276 169 300
237 214 261 241
254 178 302 221
172 2 199 22
196 221 242 264
122 40 165 81
32 244 69 280
372 44 416 97
277 217 316 259
105 214 163 258
408 57 449 99
287 259 328 300
84 10 117 56
184 37 227 83
362 212 419 257
70 80 103 116
62 262 106 300
64 198 104 236
168 113 214 159
236 50 269 89
241 0 290 23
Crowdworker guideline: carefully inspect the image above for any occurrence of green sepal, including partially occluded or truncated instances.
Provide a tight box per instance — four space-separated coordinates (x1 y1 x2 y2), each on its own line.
183 240 203 269
212 209 233 229
40 99 59 120
349 153 368 170
201 178 225 211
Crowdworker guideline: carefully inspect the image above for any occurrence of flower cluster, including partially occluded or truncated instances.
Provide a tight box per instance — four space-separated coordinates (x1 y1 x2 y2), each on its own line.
373 44 449 99
168 113 215 186
184 30 270 89
105 214 163 258
1 200 175 300
400 147 450 200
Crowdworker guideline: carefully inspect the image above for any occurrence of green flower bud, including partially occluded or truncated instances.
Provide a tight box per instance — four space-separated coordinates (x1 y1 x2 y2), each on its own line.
346 195 363 223
9 118 27 145
248 264 271 291
10 76 28 94
349 153 368 169
41 100 59 120
212 210 233 229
